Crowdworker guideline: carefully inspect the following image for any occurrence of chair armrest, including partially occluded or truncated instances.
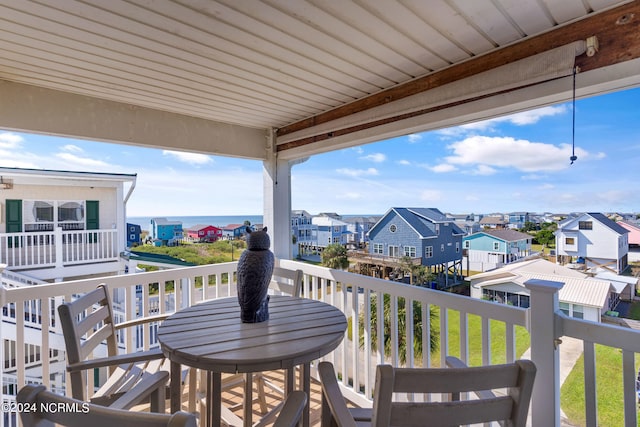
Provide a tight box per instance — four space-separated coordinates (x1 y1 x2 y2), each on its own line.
318 362 358 427
273 391 307 427
115 314 168 330
66 348 164 372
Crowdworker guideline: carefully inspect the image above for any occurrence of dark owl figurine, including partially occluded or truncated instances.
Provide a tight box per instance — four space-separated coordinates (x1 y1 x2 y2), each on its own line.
236 226 274 323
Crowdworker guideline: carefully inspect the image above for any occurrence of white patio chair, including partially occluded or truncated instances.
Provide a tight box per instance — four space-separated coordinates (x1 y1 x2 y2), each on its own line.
17 384 196 427
18 384 307 427
57 284 170 412
318 357 536 427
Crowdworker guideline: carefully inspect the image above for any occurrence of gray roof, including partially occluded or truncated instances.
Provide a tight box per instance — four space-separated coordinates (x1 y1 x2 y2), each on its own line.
588 213 629 235
373 207 465 238
479 229 532 242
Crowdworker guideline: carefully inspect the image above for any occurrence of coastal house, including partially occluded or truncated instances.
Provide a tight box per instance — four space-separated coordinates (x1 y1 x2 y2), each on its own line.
184 224 222 242
468 258 617 322
126 223 142 247
479 215 507 229
3 2 640 425
291 210 317 258
221 223 251 240
367 208 464 285
463 229 533 272
618 220 640 246
555 212 629 274
508 212 531 230
312 216 351 248
0 167 135 281
149 218 183 246
342 216 379 249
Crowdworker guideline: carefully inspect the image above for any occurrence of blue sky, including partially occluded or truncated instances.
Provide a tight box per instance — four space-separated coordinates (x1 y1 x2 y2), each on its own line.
1 87 639 217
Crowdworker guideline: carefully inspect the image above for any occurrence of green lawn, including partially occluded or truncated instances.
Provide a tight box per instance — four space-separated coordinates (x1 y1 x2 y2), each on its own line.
561 344 639 427
442 309 530 366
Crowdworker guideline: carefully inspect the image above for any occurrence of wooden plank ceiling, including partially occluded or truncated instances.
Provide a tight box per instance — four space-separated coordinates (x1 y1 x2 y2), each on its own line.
0 0 639 158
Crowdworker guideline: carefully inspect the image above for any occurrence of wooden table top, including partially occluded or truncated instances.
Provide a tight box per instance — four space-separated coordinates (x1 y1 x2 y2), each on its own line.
157 295 347 373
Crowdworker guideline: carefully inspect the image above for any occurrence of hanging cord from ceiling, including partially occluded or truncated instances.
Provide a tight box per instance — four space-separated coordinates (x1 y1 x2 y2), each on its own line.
570 66 578 165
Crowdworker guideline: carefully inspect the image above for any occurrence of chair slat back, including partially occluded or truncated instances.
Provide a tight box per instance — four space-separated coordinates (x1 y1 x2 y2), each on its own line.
18 385 196 427
372 359 536 427
269 267 303 297
57 284 119 399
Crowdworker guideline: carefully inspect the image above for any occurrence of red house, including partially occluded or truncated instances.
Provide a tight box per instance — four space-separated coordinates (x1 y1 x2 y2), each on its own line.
185 224 222 242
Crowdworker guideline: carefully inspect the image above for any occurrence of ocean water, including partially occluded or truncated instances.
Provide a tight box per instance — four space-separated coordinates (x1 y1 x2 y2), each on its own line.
127 215 263 231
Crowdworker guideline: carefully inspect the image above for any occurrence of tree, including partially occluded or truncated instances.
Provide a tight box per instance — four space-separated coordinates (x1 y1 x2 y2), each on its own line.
535 229 555 248
359 294 439 365
520 221 539 232
321 243 349 269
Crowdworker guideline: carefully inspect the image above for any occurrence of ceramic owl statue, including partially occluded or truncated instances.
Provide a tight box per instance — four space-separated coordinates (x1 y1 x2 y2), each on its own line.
237 226 274 323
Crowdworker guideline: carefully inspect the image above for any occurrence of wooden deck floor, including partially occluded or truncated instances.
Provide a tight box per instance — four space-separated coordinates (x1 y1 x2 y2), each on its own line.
173 370 325 427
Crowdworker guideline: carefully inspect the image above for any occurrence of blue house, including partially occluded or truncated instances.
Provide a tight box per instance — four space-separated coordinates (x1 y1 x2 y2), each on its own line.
368 208 465 286
343 216 379 248
312 216 351 248
126 223 142 247
508 212 531 229
463 229 532 272
149 217 183 246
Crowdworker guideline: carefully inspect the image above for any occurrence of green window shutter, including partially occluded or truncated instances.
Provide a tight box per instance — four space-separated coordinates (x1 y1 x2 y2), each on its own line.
6 199 22 232
86 200 99 230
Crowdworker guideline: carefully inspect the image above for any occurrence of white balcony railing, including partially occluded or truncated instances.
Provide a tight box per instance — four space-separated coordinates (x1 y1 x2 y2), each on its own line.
1 261 639 426
0 228 119 270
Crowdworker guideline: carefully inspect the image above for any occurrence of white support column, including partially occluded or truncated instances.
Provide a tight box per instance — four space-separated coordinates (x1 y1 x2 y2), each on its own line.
524 278 564 427
263 130 292 261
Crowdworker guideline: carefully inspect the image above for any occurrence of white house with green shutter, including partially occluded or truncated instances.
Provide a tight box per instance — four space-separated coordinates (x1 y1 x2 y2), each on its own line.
0 167 136 282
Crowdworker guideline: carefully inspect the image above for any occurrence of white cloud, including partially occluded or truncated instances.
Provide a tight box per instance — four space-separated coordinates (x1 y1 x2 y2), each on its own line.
336 167 379 177
360 153 386 163
430 163 457 173
336 192 363 200
437 105 568 136
444 136 592 172
0 132 24 148
55 152 112 169
61 144 84 153
407 134 422 143
162 150 213 166
397 160 411 166
419 189 442 202
537 183 555 190
470 164 497 175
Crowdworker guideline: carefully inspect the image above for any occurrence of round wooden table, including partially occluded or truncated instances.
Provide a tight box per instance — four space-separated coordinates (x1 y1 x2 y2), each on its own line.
158 295 347 427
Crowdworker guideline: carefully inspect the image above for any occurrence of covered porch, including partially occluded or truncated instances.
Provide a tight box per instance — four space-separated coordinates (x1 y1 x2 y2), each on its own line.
2 1 640 426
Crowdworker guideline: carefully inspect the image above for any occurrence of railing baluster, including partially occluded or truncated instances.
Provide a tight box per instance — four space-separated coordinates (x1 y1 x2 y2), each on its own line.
583 340 597 427
622 349 637 427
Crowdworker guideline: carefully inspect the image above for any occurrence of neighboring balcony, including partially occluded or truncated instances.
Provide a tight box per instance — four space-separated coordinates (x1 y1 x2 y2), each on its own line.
1 261 639 426
0 228 120 279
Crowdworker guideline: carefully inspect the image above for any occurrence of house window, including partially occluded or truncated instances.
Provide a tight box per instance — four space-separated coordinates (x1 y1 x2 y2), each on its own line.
389 224 397 233
565 237 575 245
559 302 570 316
129 234 136 241
373 243 383 255
425 246 433 258
578 221 593 230
464 241 470 248
441 244 444 252
456 242 460 253
389 245 399 257
493 242 500 251
435 224 440 235
572 304 584 319
404 246 416 257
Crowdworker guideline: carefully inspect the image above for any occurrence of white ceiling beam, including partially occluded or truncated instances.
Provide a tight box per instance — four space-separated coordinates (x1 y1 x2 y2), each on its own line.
0 80 269 160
